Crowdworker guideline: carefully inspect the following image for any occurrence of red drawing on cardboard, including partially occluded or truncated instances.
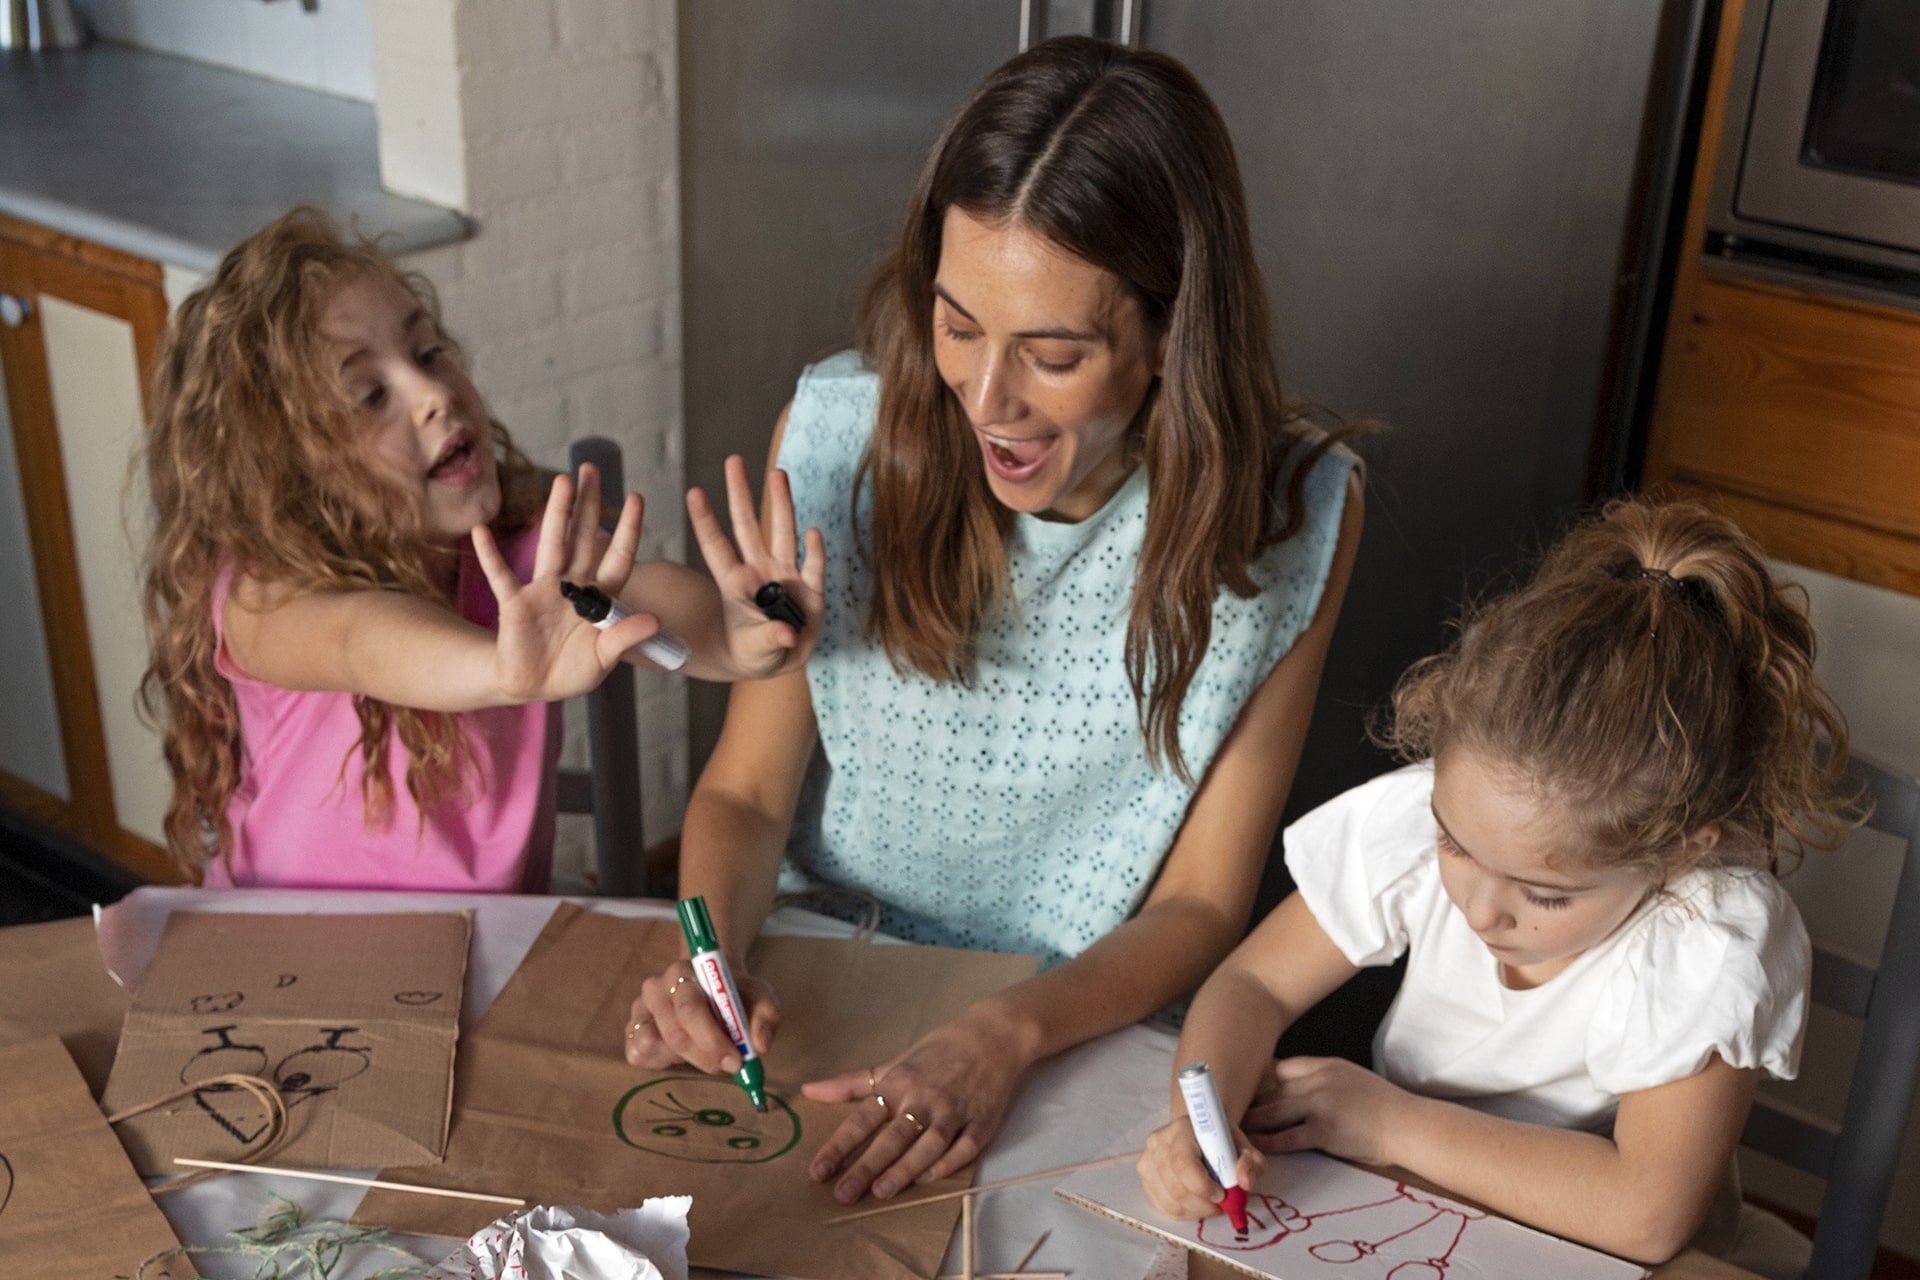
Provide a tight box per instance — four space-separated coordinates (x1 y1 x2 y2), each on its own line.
1197 1182 1486 1280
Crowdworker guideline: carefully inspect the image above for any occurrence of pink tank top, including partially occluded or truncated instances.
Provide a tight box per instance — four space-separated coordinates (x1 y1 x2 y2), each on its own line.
205 525 560 891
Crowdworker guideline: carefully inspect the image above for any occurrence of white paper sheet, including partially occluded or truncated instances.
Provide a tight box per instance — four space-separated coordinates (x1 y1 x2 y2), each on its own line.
423 1201 691 1280
1057 1149 1649 1280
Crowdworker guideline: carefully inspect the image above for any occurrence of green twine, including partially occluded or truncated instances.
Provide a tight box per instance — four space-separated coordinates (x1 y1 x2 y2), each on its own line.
135 1193 433 1280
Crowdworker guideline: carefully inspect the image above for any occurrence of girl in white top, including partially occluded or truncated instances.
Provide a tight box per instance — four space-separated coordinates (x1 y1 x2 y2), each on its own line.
1138 497 1858 1268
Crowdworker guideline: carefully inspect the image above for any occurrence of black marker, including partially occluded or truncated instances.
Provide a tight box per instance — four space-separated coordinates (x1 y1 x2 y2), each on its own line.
559 581 688 671
754 581 806 631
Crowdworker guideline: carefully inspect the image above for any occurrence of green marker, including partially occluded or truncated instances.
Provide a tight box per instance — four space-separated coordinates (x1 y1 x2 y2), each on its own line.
676 896 767 1113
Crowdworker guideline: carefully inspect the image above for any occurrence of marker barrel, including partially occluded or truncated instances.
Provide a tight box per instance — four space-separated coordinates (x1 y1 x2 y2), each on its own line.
677 896 767 1112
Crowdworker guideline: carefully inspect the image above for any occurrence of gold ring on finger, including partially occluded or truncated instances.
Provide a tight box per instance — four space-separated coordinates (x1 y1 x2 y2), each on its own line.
627 1021 646 1038
871 1092 888 1114
900 1110 926 1133
669 975 690 995
866 1066 878 1095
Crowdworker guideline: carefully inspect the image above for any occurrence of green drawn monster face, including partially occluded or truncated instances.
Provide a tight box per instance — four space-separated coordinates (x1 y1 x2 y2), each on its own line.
612 1076 800 1164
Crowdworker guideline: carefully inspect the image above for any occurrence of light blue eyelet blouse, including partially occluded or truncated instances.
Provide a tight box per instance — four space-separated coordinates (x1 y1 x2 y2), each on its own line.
776 350 1353 966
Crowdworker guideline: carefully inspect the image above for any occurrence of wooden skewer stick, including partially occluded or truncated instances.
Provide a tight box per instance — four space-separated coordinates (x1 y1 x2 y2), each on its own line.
1013 1229 1051 1272
829 1150 1143 1224
934 1272 1066 1279
172 1157 526 1207
961 1191 974 1280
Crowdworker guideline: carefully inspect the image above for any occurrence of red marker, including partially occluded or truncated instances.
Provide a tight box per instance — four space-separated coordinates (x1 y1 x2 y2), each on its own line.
1178 1061 1249 1234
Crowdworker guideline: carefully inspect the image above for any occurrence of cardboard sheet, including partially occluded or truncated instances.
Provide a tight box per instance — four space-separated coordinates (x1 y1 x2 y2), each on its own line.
0 916 129 1097
1056 1148 1649 1279
0 1036 181 1280
355 904 1039 1280
100 911 470 1174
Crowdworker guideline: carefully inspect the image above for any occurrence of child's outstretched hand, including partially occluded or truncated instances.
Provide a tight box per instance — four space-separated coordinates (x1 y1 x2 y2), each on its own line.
1138 1113 1264 1221
473 463 657 703
687 454 826 679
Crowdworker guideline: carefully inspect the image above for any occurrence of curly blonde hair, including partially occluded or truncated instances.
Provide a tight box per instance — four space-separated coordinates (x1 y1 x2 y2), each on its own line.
139 207 543 874
1381 497 1860 878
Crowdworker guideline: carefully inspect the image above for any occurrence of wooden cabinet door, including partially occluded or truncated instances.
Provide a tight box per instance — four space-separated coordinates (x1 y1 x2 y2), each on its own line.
0 217 180 882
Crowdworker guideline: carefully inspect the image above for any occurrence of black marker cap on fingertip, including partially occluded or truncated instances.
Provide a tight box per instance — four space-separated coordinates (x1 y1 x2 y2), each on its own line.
559 579 612 623
754 581 805 630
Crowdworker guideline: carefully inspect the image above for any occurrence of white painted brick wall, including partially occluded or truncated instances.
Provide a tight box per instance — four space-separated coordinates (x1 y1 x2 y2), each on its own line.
378 0 688 887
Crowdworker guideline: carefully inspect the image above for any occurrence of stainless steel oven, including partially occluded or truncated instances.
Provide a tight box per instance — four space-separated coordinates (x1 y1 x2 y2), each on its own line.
1707 0 1920 306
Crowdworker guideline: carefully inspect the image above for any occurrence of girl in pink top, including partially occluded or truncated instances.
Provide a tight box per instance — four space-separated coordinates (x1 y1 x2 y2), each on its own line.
141 208 824 890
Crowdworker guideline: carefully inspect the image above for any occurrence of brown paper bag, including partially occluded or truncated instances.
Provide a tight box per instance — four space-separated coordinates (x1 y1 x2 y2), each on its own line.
0 916 130 1097
355 904 1038 1279
0 1036 181 1280
101 911 470 1174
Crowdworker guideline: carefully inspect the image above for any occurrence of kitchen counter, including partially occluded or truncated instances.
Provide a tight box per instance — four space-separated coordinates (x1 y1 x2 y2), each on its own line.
0 43 467 273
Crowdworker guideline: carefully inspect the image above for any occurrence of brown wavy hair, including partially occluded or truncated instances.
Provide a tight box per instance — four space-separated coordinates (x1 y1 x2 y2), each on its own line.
856 35 1351 782
139 206 543 873
1380 497 1859 877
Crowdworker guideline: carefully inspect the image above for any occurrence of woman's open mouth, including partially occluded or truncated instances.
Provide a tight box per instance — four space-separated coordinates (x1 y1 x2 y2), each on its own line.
977 430 1058 483
428 432 482 485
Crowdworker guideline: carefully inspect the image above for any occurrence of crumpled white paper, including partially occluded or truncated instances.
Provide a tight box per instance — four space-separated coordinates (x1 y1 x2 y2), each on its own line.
423 1200 692 1280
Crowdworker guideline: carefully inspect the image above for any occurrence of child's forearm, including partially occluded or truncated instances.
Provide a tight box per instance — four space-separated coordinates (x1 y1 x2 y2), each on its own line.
331 592 510 711
1385 1096 1699 1264
1171 966 1291 1121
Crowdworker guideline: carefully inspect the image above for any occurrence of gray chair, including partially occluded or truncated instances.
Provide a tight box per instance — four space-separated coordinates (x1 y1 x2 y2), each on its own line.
1740 749 1920 1280
554 435 652 897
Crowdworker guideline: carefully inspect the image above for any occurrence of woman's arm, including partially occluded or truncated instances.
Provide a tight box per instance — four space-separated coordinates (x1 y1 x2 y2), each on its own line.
804 472 1366 1203
623 404 818 1076
1250 1053 1758 1265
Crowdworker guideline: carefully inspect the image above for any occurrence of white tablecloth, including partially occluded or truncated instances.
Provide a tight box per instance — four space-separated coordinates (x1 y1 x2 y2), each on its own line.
97 887 1176 1279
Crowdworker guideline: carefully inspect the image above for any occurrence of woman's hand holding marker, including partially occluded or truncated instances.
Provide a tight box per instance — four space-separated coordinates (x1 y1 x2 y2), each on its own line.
624 957 782 1078
687 455 826 680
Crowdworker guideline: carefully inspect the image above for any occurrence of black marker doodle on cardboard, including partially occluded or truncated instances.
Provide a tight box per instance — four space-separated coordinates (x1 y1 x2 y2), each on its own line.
189 991 245 1014
0 1150 13 1220
178 1025 373 1145
275 974 298 989
613 1076 800 1164
392 990 444 1006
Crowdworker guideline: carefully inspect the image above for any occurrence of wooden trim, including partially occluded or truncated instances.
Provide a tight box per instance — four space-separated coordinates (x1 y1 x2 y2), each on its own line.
0 240 123 854
1658 480 1920 597
0 211 165 287
0 231 175 882
0 768 180 884
1642 0 1747 487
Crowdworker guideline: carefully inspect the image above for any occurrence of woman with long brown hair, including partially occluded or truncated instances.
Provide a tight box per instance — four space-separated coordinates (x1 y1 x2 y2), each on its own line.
625 35 1365 1201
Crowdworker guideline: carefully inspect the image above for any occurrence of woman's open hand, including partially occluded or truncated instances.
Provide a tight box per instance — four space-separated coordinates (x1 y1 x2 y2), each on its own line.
800 1008 1030 1204
475 462 656 704
688 454 825 679
622 954 782 1075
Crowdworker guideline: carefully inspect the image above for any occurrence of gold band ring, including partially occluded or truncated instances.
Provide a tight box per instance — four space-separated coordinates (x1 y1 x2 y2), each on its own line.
871 1093 888 1113
900 1110 926 1133
626 1020 646 1038
866 1066 878 1095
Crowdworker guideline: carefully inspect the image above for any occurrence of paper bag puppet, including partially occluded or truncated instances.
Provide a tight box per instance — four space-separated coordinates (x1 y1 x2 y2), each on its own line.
0 1036 181 1280
356 904 1039 1280
101 911 470 1173
0 916 129 1097
1056 1148 1649 1280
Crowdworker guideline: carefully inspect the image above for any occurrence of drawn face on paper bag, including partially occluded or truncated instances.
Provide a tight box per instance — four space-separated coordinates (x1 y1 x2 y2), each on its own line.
613 1076 801 1164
